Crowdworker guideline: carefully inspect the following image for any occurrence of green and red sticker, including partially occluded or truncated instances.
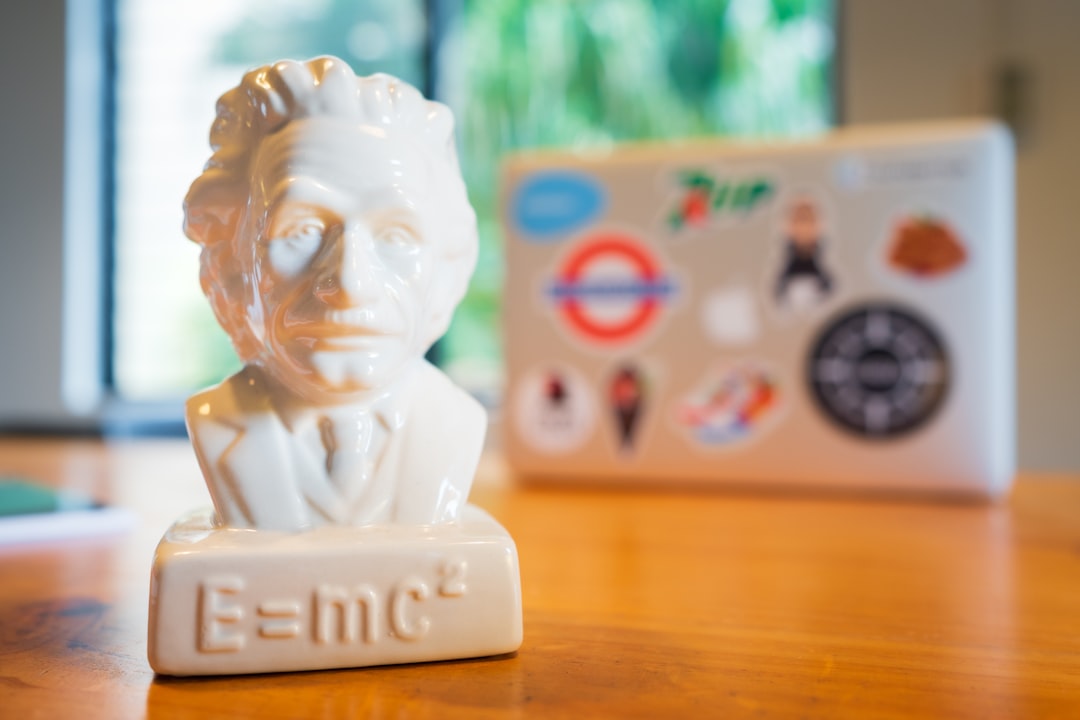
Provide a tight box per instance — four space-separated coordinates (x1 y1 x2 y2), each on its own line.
667 170 774 231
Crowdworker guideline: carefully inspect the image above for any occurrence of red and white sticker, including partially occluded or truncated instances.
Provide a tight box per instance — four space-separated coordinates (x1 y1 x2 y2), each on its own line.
545 232 678 348
674 361 784 448
512 365 597 454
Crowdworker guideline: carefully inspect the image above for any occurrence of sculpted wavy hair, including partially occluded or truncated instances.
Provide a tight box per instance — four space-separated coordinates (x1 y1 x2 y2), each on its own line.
183 56 477 362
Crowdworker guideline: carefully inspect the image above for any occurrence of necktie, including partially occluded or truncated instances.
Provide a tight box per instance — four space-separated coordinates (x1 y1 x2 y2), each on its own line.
322 412 377 502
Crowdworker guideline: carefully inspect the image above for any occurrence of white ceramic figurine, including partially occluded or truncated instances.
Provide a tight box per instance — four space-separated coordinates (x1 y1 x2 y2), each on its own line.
148 57 522 676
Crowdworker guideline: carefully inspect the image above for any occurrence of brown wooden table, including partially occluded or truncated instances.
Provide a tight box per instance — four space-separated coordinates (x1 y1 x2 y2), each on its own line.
1 436 1078 718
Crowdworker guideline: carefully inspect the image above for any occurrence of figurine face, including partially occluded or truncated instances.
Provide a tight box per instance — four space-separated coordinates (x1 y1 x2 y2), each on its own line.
788 200 821 249
246 118 436 401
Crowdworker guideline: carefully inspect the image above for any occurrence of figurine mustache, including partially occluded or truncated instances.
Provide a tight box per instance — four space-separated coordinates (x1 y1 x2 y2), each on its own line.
281 308 401 338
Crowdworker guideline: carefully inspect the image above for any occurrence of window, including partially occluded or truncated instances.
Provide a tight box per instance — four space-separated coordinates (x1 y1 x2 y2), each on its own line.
110 0 834 411
112 0 427 402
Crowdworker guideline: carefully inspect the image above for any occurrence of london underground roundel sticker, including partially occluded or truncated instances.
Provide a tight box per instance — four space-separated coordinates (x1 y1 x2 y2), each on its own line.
546 232 677 347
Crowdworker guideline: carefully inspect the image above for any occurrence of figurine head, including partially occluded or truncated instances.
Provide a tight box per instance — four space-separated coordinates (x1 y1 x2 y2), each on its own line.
183 57 477 402
786 197 821 249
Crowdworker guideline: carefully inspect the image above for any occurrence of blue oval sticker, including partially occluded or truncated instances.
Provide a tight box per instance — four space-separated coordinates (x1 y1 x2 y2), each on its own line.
513 171 605 240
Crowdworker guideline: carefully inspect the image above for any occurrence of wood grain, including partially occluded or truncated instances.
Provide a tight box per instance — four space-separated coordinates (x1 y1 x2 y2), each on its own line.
1 437 1078 718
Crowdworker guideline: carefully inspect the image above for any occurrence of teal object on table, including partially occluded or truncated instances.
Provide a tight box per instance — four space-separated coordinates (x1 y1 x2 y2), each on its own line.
0 478 97 517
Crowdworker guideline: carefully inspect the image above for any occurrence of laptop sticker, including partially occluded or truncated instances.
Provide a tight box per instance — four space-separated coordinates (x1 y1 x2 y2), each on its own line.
608 363 648 454
832 154 868 192
807 303 949 439
675 362 782 447
545 231 678 348
664 168 775 232
512 170 606 241
702 285 760 347
512 365 597 454
886 215 967 278
773 195 835 312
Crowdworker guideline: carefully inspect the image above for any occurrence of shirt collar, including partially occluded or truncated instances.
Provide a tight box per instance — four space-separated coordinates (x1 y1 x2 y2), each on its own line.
253 363 415 436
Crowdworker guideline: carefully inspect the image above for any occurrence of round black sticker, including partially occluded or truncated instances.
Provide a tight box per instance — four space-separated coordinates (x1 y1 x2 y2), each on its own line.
807 303 949 438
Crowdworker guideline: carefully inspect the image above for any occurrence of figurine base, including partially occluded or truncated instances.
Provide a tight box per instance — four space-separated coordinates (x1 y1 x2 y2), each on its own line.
148 505 522 676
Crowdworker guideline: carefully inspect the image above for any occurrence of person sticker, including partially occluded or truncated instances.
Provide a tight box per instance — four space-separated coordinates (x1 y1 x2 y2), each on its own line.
608 364 647 452
774 196 835 312
512 365 597 454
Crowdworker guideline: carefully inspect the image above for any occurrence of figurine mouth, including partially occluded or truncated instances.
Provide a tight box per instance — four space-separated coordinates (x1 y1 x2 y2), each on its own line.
279 306 402 341
278 321 396 346
324 308 383 326
302 324 402 352
304 325 389 345
311 323 393 337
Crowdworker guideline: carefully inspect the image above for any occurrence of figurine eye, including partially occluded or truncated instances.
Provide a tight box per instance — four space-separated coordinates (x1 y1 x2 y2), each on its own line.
267 218 326 276
375 221 424 279
377 223 419 249
279 218 325 246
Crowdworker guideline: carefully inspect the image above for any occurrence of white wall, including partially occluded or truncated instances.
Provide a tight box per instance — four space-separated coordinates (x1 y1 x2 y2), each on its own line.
844 0 1080 471
0 0 70 425
0 0 105 429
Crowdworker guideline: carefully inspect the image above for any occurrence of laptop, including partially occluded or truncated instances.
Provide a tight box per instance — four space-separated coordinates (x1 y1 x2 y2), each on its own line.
501 120 1014 497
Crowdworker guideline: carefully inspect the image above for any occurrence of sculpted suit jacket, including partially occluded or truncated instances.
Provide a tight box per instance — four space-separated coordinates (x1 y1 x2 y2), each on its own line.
185 361 486 532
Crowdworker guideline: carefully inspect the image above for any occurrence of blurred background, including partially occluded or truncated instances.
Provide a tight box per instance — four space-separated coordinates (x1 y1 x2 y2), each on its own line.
0 0 1077 471
109 0 832 404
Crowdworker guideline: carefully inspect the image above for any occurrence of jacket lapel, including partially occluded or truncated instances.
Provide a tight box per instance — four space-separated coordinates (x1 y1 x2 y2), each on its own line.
219 412 312 531
346 412 401 525
289 425 346 525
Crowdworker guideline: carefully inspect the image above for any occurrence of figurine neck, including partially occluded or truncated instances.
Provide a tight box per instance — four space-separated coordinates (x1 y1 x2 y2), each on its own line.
252 359 420 418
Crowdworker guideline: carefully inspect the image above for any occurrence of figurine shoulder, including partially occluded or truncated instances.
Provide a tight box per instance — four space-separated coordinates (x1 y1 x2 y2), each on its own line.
185 366 272 431
414 360 485 425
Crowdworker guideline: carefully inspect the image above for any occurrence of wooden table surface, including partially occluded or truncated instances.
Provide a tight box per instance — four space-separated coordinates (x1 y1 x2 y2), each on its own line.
1 436 1079 719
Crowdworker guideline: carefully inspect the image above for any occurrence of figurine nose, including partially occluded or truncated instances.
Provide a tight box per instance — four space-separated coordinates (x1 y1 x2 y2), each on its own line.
316 223 379 307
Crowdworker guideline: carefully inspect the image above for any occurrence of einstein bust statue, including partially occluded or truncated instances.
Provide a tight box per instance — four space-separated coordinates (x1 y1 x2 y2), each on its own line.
148 57 521 677
183 57 484 532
